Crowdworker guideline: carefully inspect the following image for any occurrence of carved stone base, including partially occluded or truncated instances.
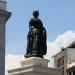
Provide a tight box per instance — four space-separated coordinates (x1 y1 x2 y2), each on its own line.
20 57 49 67
8 57 61 75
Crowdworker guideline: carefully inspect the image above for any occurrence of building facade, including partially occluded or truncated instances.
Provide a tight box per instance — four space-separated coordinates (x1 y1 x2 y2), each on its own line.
67 61 75 75
54 42 75 75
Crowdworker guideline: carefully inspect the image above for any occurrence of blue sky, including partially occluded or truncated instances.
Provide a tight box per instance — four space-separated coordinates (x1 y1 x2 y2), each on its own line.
6 0 75 55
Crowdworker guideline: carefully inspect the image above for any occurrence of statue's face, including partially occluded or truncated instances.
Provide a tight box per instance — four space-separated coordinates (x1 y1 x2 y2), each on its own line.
33 11 39 18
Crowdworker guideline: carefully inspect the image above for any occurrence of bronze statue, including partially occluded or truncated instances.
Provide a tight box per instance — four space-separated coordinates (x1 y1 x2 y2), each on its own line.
25 10 47 58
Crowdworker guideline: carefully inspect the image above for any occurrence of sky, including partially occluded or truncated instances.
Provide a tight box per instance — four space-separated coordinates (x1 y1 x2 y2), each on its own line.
5 0 75 74
6 0 75 55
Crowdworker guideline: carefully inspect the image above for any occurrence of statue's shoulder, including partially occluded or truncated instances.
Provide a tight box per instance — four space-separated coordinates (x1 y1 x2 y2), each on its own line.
30 18 41 22
37 18 43 25
29 18 35 24
29 18 35 21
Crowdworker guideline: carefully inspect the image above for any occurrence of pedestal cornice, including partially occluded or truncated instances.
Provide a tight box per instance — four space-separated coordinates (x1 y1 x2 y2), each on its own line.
0 9 11 21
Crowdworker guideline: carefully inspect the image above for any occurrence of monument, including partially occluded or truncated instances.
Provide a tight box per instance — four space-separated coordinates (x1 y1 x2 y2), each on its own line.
25 10 47 58
8 11 61 75
0 0 11 75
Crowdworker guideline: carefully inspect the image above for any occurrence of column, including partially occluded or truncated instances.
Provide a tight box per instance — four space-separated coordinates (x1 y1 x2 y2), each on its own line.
0 0 11 75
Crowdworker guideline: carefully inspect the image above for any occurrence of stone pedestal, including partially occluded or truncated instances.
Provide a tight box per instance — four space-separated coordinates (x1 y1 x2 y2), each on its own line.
8 57 61 75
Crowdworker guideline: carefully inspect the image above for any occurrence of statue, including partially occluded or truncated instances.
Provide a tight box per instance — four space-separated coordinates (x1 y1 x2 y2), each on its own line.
24 10 47 58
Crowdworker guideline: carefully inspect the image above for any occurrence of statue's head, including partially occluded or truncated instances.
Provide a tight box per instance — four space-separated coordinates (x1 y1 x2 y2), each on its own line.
33 10 39 18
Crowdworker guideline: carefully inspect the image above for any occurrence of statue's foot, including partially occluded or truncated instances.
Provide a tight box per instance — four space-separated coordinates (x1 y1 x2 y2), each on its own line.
24 53 31 58
24 52 37 58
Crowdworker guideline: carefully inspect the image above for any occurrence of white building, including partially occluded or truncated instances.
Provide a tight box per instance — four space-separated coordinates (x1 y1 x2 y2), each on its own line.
54 41 75 75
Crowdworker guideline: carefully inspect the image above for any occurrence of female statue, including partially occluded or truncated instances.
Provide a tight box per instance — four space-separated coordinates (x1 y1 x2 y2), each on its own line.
25 11 47 58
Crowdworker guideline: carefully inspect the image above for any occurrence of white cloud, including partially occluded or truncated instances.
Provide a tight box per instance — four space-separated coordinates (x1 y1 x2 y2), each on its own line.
5 54 25 70
45 31 75 67
5 54 25 75
5 31 75 75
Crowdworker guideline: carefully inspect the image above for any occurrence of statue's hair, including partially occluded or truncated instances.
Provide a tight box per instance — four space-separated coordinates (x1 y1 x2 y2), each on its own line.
33 10 39 17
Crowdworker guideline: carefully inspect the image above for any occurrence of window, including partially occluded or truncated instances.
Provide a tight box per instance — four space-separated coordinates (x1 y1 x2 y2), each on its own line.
57 56 64 67
73 70 75 75
69 72 71 75
61 67 64 75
